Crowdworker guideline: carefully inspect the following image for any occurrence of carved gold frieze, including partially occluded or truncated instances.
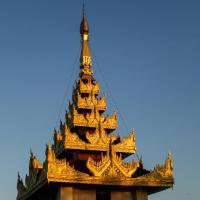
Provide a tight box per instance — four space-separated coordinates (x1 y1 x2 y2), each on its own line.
76 91 93 109
96 97 107 111
79 80 93 94
86 128 110 145
102 112 118 130
113 154 139 178
92 82 100 94
72 107 98 127
75 91 107 111
87 154 111 177
69 106 98 128
113 130 137 153
79 79 100 94
87 151 139 178
63 124 85 148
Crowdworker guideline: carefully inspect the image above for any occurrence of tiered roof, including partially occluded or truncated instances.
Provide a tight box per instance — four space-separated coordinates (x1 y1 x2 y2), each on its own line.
17 12 174 200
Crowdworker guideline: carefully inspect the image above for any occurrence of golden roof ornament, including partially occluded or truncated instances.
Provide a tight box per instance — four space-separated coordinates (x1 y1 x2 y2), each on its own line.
16 7 174 200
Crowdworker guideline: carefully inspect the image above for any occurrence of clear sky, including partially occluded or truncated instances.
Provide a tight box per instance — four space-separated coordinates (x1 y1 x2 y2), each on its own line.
0 0 200 199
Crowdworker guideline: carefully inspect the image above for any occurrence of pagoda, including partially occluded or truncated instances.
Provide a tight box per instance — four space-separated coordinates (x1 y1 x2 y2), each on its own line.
17 10 174 200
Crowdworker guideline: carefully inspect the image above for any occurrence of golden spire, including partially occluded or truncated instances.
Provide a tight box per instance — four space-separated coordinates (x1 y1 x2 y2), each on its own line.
80 4 92 74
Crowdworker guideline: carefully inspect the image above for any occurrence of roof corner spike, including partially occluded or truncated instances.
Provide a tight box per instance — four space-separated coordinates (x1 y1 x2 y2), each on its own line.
17 172 20 180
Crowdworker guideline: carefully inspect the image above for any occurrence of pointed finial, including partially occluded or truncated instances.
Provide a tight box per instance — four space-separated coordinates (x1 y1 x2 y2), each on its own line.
47 143 51 149
80 3 89 35
60 120 63 130
82 1 85 17
167 150 173 164
46 143 50 155
139 155 143 167
164 151 173 177
30 148 33 158
17 172 20 180
79 3 92 72
54 128 57 134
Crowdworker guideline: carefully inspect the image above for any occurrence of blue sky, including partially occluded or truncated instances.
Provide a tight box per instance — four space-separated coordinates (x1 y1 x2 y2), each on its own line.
0 0 200 199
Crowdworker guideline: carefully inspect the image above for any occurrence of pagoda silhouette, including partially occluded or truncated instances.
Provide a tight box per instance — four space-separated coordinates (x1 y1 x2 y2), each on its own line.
17 9 174 200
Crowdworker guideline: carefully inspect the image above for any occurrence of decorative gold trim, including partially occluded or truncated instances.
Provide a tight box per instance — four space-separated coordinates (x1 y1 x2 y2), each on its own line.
142 152 173 179
113 129 137 153
79 79 93 94
63 124 86 148
102 112 118 130
45 144 88 177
